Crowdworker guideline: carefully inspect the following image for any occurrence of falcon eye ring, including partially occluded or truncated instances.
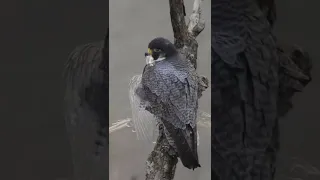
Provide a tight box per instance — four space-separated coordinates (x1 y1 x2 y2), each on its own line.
153 48 161 52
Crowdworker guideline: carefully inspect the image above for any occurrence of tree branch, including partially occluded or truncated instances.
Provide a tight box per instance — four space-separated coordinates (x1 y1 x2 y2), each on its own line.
187 0 205 37
145 124 178 180
145 0 207 180
169 0 205 69
169 0 188 49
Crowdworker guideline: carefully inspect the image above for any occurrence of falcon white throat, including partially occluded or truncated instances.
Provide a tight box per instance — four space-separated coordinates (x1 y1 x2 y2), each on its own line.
145 55 165 66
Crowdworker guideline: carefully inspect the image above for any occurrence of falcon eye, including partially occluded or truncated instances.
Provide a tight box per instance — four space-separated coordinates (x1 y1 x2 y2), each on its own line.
153 48 161 52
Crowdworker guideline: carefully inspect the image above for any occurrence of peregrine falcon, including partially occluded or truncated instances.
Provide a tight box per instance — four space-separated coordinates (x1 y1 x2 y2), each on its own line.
136 37 201 170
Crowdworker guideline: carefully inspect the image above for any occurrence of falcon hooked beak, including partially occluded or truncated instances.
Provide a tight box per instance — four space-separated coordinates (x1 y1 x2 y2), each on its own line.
144 48 153 57
145 49 155 66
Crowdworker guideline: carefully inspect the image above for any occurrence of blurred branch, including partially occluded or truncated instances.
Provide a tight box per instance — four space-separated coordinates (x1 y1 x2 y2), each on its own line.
145 0 207 180
277 44 313 117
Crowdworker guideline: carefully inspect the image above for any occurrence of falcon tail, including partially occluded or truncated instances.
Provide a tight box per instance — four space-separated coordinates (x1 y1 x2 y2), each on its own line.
162 120 201 170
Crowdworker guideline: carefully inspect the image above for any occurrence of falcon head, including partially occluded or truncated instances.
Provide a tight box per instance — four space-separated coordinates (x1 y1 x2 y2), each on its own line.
145 37 178 60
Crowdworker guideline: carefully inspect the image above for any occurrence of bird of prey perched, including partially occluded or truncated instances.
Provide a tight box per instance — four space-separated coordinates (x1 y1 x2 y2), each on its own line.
211 0 312 180
135 37 201 170
63 29 109 180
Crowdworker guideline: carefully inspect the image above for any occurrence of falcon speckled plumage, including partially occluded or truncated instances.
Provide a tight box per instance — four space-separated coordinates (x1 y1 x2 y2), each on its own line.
135 37 201 170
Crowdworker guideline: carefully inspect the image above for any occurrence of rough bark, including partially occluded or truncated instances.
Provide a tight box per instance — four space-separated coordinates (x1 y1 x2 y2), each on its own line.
144 0 207 180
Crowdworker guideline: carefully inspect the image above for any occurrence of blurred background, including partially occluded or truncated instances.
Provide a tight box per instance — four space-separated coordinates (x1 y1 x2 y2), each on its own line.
109 0 211 180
